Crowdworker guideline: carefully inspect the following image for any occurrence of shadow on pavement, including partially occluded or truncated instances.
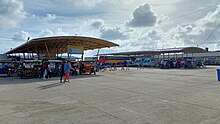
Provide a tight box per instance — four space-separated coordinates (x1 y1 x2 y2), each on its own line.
37 83 63 90
0 74 102 85
73 74 101 79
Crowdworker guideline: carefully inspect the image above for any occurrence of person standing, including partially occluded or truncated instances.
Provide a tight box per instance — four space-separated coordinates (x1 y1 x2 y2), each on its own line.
47 62 51 79
21 61 26 77
64 61 73 83
60 61 65 83
43 62 47 79
39 63 44 79
36 63 42 79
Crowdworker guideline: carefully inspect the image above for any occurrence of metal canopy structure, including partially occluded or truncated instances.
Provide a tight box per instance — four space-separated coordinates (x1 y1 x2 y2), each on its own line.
6 36 119 55
100 47 206 56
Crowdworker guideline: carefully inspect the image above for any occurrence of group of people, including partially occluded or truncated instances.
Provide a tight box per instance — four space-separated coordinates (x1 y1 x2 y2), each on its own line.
21 60 131 82
35 60 76 83
36 62 52 79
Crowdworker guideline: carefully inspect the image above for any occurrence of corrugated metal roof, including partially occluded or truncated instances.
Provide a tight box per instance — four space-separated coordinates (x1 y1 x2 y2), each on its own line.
100 47 206 56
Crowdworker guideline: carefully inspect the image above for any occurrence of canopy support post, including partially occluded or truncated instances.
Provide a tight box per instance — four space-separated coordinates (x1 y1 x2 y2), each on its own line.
35 46 39 60
23 53 25 60
95 49 100 64
81 41 84 61
44 42 51 59
56 46 59 59
81 52 84 61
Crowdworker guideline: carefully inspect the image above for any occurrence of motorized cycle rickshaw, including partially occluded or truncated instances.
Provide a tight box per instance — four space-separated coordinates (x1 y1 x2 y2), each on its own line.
0 60 14 76
78 61 96 75
48 60 62 77
17 60 42 78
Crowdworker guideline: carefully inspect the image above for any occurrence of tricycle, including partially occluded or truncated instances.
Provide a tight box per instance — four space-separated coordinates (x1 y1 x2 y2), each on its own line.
78 61 96 75
0 60 14 76
17 60 42 78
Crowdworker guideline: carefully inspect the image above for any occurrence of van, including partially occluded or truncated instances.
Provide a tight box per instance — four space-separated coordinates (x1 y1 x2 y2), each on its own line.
131 58 144 67
142 58 158 67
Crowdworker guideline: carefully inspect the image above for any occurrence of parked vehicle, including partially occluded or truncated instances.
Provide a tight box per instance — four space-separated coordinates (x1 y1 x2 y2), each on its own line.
48 60 62 76
196 60 205 68
79 61 96 75
0 60 14 76
17 60 42 78
131 58 144 67
142 58 159 67
183 60 197 69
98 62 108 71
159 60 173 69
171 60 180 68
98 56 133 67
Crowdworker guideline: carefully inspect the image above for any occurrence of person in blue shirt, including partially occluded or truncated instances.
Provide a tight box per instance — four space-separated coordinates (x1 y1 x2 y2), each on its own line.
64 61 73 83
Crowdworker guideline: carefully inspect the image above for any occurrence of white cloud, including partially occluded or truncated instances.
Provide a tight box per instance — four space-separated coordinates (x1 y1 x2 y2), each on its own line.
100 27 128 40
56 28 68 36
29 13 57 23
157 15 169 25
0 0 26 29
90 19 104 30
171 5 220 47
71 19 104 37
116 28 184 52
39 28 69 37
75 0 107 8
126 3 157 27
13 31 30 42
112 4 220 52
39 29 54 37
1 0 220 55
44 14 57 21
75 0 132 8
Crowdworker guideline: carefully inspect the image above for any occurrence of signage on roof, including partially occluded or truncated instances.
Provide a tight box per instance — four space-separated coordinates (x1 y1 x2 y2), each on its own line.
67 45 84 54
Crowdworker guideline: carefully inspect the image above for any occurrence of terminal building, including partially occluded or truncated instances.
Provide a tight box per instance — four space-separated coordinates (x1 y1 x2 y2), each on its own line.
100 47 220 65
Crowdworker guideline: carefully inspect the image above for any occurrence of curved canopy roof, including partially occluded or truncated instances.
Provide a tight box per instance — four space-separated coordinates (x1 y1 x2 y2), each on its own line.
6 36 119 54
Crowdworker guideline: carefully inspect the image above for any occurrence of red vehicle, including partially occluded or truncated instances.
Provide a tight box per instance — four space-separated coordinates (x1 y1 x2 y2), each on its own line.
79 61 96 75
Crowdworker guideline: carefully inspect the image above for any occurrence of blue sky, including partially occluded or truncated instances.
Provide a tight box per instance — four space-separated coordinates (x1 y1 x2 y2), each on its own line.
0 0 220 56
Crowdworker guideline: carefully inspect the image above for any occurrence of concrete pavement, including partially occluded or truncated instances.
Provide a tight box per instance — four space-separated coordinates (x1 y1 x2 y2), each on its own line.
0 67 220 124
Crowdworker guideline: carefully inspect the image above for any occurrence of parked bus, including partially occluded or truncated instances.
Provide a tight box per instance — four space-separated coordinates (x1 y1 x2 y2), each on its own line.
98 56 133 67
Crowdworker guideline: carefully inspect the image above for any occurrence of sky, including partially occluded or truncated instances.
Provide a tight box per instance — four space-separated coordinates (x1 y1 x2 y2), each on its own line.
0 0 220 56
